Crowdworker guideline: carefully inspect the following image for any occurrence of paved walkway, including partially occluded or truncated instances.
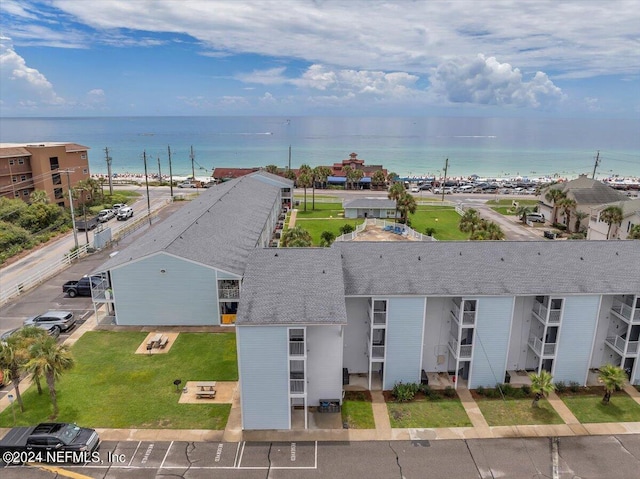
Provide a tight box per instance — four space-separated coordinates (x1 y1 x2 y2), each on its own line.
288 209 298 228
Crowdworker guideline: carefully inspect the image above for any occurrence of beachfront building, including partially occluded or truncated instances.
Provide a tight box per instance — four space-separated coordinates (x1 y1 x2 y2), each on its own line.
343 198 396 219
0 142 91 207
93 171 293 326
587 199 640 240
539 175 628 231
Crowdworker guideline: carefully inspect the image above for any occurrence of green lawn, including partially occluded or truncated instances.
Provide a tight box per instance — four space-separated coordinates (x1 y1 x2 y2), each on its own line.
561 392 640 423
0 331 237 429
487 199 539 216
293 218 361 245
476 398 564 426
387 399 472 428
408 206 469 240
295 201 344 219
342 400 375 429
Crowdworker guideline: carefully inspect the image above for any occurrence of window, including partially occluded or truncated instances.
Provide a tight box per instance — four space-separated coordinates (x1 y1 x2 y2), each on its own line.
12 176 17 183
18 158 24 164
52 173 61 185
81 154 87 159
83 168 88 174
54 188 64 199
20 175 27 181
49 157 59 170
23 190 29 196
14 191 20 197
9 159 14 165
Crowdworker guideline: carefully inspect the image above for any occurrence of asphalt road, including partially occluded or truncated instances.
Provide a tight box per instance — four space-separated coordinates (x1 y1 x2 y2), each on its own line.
2 436 640 478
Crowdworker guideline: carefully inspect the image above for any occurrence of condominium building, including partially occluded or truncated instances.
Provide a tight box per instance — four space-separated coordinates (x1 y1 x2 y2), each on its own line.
0 142 91 207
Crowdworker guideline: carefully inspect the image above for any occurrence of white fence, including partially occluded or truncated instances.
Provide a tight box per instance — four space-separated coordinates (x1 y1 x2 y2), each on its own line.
334 218 435 242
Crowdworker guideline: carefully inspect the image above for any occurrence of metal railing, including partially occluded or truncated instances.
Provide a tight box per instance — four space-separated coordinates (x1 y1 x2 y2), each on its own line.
373 311 387 325
289 342 305 356
0 243 91 307
371 345 385 359
605 335 639 355
290 379 305 394
532 301 561 323
528 335 557 356
448 334 473 359
611 298 640 323
219 287 240 299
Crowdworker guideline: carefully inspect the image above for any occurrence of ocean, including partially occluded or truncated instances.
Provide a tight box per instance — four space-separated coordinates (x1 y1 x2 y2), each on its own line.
0 116 638 180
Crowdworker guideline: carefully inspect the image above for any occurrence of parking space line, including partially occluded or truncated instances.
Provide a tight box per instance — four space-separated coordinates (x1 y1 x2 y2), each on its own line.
127 441 142 467
236 441 246 468
232 442 242 468
159 441 173 470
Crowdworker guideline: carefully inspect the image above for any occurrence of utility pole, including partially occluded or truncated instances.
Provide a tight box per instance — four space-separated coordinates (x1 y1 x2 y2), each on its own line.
60 169 79 249
143 151 152 226
104 147 113 195
157 156 162 183
190 145 198 192
591 150 600 179
168 145 174 198
441 158 449 202
288 145 292 170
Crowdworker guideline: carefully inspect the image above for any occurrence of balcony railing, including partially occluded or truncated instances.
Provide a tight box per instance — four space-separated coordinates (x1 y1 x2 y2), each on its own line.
373 311 387 325
448 335 472 359
611 298 640 323
532 301 561 323
528 335 555 356
371 345 385 359
289 342 305 356
218 287 239 299
605 335 639 356
290 379 305 394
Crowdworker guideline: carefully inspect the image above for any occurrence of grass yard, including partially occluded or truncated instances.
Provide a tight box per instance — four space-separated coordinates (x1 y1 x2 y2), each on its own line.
0 331 237 429
561 392 640 423
294 201 344 219
487 199 539 216
476 398 564 426
408 206 469 240
293 218 361 245
342 400 375 429
387 399 472 428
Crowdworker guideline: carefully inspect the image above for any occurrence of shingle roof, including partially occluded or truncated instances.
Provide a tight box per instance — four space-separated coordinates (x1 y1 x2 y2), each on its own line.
544 176 628 206
344 198 396 209
595 198 640 218
335 240 640 297
251 170 295 188
97 174 283 275
236 248 347 325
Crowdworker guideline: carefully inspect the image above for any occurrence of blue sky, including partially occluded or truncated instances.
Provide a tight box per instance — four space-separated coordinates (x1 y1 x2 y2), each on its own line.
1 0 639 118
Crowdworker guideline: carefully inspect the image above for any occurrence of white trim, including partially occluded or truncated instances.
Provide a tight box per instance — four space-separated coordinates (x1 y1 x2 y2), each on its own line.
585 295 603 386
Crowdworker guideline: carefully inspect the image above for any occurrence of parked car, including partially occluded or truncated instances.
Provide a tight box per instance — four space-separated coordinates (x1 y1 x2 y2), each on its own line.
75 216 99 231
202 181 215 188
526 212 545 223
63 275 101 297
97 209 115 223
0 423 100 464
457 185 474 193
24 310 75 334
112 203 127 212
410 186 420 193
117 206 133 220
178 182 197 188
1 325 60 344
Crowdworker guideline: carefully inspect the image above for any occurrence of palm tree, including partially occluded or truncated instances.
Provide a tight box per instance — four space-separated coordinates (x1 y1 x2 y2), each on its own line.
29 189 50 204
284 169 296 181
319 230 335 247
315 166 332 190
17 326 50 395
459 208 481 235
529 370 555 407
0 336 31 412
515 204 533 224
281 226 313 247
574 210 589 233
600 206 624 239
349 168 364 190
386 171 398 185
26 335 75 417
387 182 405 222
372 170 387 190
545 188 566 224
297 172 313 212
558 196 577 231
598 364 627 404
342 165 353 190
629 224 640 239
396 192 417 224
483 221 505 240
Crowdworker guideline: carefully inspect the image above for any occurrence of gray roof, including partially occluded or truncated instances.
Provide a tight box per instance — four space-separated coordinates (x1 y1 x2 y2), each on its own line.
236 248 347 325
252 170 295 188
98 174 283 275
344 198 396 209
335 240 640 297
543 176 628 206
595 198 640 218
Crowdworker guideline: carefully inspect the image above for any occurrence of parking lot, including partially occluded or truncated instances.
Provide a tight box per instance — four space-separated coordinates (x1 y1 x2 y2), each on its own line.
2 436 640 478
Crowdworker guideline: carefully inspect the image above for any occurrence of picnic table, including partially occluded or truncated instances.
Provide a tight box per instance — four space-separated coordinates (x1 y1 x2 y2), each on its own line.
195 381 217 399
147 333 162 349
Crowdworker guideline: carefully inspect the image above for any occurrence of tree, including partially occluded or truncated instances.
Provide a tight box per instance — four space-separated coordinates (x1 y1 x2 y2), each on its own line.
284 169 297 181
297 172 313 212
386 171 398 185
0 334 32 412
29 189 50 204
598 364 627 405
372 170 387 190
396 192 417 224
515 204 533 224
600 206 624 239
459 208 481 235
545 188 566 224
558 196 577 231
17 326 50 395
339 224 355 235
265 164 279 174
319 230 336 247
342 165 353 190
387 182 405 222
349 168 364 190
315 166 332 189
629 224 640 240
483 221 505 240
574 210 589 233
281 226 312 247
26 335 75 417
529 370 555 407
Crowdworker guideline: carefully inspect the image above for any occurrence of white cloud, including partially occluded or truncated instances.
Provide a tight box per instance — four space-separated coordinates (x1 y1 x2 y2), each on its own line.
429 54 564 108
0 36 65 107
236 67 287 85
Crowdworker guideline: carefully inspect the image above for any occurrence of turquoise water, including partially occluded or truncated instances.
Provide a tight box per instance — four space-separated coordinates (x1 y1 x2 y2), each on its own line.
0 116 637 178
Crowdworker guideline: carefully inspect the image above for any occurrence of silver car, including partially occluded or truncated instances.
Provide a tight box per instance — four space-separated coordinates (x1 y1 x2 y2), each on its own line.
24 310 76 334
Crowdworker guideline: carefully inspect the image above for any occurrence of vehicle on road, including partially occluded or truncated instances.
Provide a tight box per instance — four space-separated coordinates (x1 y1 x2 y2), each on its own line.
178 182 197 188
24 310 75 334
0 423 100 464
1 325 60 345
75 216 99 231
526 212 545 223
112 203 127 212
63 276 101 297
116 206 133 220
410 186 419 193
97 209 115 223
202 181 215 188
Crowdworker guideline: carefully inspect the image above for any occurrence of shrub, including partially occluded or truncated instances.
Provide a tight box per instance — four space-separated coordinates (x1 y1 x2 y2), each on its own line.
555 381 567 393
443 386 456 398
568 381 581 393
420 384 432 396
424 227 437 236
521 385 532 396
499 383 515 397
476 386 486 397
339 224 355 235
392 382 419 402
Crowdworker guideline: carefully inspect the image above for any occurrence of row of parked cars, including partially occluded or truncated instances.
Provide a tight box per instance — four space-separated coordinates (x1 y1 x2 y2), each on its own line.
98 203 133 222
411 183 538 195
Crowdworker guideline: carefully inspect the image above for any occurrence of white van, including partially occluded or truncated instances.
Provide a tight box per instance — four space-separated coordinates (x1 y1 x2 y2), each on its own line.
457 185 473 193
526 212 545 223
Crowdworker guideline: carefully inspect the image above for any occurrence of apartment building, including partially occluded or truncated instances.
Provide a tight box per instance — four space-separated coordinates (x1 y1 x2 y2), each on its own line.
0 142 91 207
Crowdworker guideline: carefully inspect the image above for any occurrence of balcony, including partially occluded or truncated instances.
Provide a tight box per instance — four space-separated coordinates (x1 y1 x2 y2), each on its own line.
605 335 639 356
371 345 385 359
528 335 556 356
290 379 305 394
448 334 472 359
219 287 239 300
532 301 561 324
289 341 305 356
611 298 640 323
450 306 476 326
373 311 386 325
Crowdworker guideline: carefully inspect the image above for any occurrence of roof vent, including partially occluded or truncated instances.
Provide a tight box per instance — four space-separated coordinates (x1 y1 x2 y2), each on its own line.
322 270 325 274
459 252 462 256
274 252 278 257
501 257 504 261
380 254 382 258
580 257 584 260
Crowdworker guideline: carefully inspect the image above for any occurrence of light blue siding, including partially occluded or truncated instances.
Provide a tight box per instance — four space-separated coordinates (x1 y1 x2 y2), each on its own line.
111 253 219 325
554 296 600 384
238 326 290 430
470 297 513 388
384 298 425 390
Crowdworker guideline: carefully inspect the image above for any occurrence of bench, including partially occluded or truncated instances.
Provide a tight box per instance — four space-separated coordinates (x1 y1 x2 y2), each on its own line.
159 336 169 349
196 391 216 399
147 333 162 348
